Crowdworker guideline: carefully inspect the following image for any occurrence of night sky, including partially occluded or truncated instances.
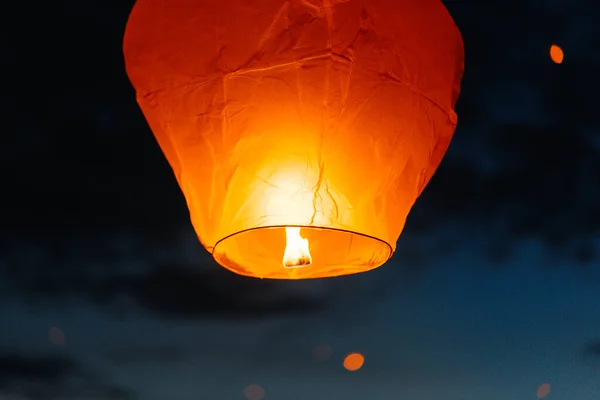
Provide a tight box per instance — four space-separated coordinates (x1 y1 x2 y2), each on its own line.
2 0 600 399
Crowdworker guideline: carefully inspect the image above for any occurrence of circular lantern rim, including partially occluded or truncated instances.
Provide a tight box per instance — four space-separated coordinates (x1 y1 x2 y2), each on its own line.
212 225 394 280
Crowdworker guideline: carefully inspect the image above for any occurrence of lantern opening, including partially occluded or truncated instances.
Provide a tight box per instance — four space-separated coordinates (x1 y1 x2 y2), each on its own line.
212 226 392 279
283 227 312 268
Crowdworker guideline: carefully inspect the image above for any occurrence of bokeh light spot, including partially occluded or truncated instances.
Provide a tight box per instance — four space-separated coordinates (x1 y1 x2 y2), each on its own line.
550 44 563 64
537 383 550 398
244 384 265 400
313 344 333 362
343 352 364 371
49 327 65 346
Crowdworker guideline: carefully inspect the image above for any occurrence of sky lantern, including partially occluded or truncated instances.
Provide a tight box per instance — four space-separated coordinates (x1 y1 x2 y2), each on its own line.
123 0 464 279
343 352 365 371
550 44 564 64
536 383 551 398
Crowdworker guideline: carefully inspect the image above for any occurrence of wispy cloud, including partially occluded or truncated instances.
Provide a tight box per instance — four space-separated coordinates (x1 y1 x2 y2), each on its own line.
0 350 135 400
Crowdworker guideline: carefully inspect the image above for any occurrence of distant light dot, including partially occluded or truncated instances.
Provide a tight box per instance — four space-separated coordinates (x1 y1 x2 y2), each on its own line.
343 352 364 371
49 327 65 346
313 344 333 362
537 383 550 398
550 45 563 64
244 384 265 400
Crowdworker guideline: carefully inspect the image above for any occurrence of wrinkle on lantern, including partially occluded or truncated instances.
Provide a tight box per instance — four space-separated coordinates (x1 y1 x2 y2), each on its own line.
242 159 346 228
124 0 464 279
140 52 455 124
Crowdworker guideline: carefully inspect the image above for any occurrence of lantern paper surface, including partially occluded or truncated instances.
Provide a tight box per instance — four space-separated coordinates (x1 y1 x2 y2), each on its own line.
124 0 464 279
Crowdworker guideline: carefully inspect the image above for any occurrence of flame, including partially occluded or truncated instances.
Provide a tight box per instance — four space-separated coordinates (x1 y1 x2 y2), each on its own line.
283 227 312 268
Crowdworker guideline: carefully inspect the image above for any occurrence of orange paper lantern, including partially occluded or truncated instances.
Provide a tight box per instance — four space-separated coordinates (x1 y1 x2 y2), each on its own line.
343 352 365 371
550 44 564 64
123 0 464 279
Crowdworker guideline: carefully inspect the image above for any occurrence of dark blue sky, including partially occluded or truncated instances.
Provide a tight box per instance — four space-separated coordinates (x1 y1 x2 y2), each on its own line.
1 0 599 399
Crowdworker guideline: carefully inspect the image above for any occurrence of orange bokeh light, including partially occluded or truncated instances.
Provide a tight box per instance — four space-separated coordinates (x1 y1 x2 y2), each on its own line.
244 384 265 400
550 45 564 64
49 327 65 346
537 383 550 398
343 352 364 371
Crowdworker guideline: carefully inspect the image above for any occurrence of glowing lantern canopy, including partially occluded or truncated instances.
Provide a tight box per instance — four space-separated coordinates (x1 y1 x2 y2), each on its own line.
123 0 464 279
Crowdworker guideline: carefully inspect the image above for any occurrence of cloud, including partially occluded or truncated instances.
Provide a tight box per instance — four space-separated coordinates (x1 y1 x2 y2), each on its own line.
583 340 600 360
8 262 328 321
410 118 599 263
103 344 190 366
0 350 135 400
95 265 323 320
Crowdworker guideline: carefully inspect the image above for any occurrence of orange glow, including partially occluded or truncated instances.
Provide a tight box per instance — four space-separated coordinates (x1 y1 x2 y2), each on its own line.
48 327 65 346
550 45 564 64
537 383 550 398
124 0 464 279
244 384 265 400
343 352 364 371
